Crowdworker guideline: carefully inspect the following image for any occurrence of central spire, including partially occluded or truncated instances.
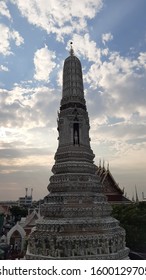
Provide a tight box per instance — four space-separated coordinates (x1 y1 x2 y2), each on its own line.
61 43 85 108
26 48 129 260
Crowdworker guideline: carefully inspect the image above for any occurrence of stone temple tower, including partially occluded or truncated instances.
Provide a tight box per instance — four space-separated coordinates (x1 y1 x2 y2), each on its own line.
26 44 129 259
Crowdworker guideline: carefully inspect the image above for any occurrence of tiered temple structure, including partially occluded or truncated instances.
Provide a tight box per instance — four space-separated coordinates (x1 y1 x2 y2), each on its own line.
26 45 129 259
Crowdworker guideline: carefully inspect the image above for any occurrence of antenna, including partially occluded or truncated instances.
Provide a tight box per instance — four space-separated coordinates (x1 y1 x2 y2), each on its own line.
31 188 33 198
25 187 28 197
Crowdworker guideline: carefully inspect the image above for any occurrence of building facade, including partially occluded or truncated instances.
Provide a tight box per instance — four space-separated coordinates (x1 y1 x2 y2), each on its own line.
26 46 129 259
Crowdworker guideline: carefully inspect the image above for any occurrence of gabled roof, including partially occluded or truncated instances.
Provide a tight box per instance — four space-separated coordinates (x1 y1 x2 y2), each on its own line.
23 209 39 228
96 166 124 194
0 205 10 216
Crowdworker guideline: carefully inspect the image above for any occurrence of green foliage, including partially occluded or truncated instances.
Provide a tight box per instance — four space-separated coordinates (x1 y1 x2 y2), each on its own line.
10 206 28 222
112 202 146 253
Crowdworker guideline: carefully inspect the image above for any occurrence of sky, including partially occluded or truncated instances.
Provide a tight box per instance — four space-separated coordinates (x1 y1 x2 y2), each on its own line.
0 0 146 201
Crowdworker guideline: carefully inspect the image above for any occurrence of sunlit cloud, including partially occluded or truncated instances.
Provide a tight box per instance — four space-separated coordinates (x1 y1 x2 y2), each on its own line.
34 45 56 81
102 32 113 45
0 1 11 20
10 0 103 40
0 24 24 55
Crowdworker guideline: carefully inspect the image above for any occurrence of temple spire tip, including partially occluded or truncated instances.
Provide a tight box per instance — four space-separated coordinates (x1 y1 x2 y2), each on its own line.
70 41 74 56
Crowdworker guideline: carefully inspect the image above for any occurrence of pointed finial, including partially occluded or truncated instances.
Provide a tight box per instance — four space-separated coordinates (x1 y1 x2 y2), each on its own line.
99 158 101 168
135 185 139 203
70 41 74 56
107 161 109 171
132 193 135 202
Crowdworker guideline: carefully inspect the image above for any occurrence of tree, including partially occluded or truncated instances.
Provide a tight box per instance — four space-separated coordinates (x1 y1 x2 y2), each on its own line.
112 202 146 253
10 206 28 222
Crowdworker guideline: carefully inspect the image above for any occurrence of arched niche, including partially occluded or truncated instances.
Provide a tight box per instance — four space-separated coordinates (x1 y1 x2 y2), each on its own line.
7 222 26 251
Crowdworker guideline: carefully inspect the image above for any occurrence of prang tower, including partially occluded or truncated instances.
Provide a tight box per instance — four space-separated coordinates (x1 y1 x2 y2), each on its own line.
26 45 129 259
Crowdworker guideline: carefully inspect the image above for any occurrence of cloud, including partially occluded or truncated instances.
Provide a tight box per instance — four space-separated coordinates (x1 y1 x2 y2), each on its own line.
0 1 11 20
11 30 24 46
0 82 60 178
85 50 146 119
0 84 59 129
10 0 103 41
0 149 54 168
0 24 24 55
0 24 13 55
34 45 56 81
0 165 50 200
0 83 59 201
138 52 146 69
95 122 146 143
102 32 113 45
0 65 9 72
70 33 101 63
